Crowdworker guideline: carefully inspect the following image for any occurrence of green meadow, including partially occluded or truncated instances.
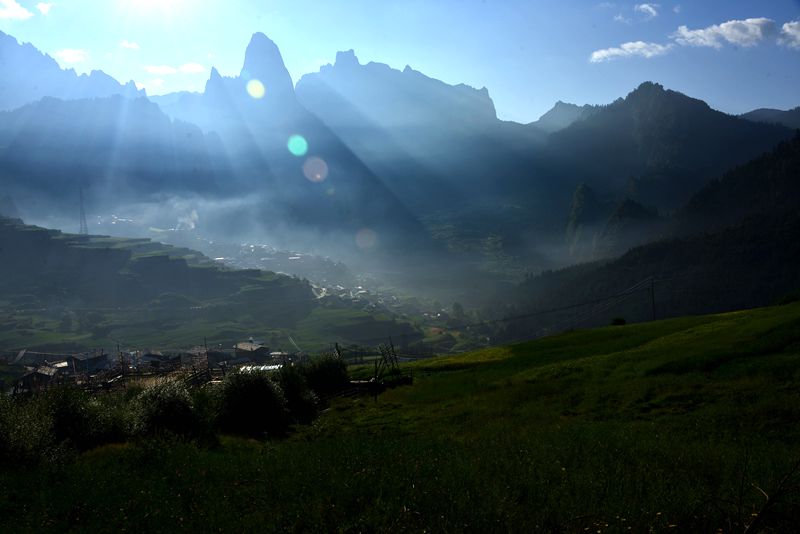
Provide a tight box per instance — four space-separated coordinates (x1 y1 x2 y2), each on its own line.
2 302 800 532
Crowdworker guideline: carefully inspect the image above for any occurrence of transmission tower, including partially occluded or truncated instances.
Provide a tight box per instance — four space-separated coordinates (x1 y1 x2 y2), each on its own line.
79 185 89 235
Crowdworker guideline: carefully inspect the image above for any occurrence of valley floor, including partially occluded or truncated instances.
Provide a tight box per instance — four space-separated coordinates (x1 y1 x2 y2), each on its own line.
3 303 800 532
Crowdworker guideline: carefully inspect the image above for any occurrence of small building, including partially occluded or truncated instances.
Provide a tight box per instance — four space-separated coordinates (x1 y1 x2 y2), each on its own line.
269 351 295 364
234 340 270 363
61 353 112 375
138 351 181 372
14 365 61 393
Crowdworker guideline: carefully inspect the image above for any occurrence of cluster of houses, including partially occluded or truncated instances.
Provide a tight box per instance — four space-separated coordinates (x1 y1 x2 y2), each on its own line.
3 338 304 394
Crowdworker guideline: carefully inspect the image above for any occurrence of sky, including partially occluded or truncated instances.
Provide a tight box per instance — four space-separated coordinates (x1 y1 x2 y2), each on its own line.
0 0 799 122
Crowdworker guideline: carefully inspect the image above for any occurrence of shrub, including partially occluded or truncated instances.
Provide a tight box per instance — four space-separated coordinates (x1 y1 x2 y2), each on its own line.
130 379 201 439
0 394 53 466
189 386 221 448
611 317 627 326
43 386 95 451
88 394 130 445
216 371 289 438
276 365 318 424
301 355 350 398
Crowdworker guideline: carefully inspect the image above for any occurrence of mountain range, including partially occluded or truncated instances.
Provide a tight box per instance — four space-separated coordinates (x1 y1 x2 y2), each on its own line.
740 107 800 130
0 30 142 112
513 132 800 335
0 29 797 295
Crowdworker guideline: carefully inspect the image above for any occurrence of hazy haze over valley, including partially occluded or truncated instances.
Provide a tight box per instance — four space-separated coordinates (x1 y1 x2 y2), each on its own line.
0 0 798 356
2 2 799 305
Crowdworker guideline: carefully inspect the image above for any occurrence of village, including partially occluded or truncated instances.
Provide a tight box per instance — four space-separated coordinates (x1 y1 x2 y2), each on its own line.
2 338 305 395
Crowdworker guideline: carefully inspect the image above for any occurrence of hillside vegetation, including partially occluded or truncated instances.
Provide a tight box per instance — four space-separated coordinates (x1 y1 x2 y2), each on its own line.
513 133 800 333
2 302 800 531
0 217 418 352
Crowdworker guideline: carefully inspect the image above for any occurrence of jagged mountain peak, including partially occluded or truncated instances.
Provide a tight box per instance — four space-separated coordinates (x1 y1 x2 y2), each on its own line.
622 81 710 112
240 32 294 97
204 66 225 93
632 80 664 93
624 81 669 102
532 100 597 133
244 32 283 63
335 49 360 68
0 29 144 110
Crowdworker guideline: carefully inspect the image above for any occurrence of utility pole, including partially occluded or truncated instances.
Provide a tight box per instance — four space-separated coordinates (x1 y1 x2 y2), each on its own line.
79 185 89 235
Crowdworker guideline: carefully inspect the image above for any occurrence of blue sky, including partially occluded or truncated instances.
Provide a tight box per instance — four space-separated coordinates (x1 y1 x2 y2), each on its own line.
1 0 798 122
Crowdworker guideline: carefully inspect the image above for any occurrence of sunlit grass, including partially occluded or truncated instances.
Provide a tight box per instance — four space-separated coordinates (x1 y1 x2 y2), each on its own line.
2 302 800 531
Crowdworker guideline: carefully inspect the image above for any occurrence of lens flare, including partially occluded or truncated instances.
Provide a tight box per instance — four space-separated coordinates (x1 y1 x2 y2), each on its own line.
356 228 378 249
302 156 328 182
287 134 308 157
246 79 265 99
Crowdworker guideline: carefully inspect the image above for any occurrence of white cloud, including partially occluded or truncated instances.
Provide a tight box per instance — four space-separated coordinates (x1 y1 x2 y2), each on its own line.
596 2 615 9
35 2 53 15
614 13 631 24
635 3 659 20
120 40 140 50
135 78 165 93
179 62 206 74
0 0 33 20
673 5 681 14
54 48 88 64
593 15 799 65
590 41 673 62
672 18 777 49
780 21 800 49
145 64 177 75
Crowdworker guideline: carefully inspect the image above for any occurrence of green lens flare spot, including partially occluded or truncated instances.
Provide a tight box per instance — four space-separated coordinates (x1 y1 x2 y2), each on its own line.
287 134 308 157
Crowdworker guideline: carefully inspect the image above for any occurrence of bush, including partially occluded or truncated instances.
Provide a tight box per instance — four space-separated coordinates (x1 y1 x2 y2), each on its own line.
88 394 130 445
216 371 289 438
276 365 318 424
611 317 627 326
301 355 350 398
44 386 95 451
0 387 126 465
0 394 54 466
189 387 221 448
130 379 201 439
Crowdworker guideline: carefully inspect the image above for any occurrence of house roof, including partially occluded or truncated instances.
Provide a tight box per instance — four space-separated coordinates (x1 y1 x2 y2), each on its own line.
239 364 281 373
234 342 265 352
23 365 60 378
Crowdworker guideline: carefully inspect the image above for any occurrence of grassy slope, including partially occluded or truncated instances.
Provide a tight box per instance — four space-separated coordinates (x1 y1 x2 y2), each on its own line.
0 219 419 352
2 303 800 532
